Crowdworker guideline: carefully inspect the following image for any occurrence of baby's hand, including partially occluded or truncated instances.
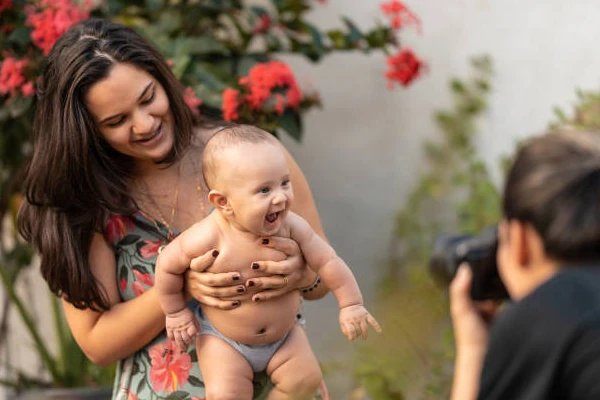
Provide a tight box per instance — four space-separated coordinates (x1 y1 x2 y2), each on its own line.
339 304 382 341
166 308 199 349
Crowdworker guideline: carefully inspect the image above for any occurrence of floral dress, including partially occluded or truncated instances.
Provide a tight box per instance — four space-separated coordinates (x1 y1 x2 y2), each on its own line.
105 211 273 400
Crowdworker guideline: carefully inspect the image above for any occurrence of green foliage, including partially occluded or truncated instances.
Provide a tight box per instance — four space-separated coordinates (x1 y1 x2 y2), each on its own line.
353 55 499 399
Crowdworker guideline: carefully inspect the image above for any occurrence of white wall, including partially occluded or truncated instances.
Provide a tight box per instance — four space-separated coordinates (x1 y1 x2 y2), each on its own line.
280 0 600 397
4 0 600 398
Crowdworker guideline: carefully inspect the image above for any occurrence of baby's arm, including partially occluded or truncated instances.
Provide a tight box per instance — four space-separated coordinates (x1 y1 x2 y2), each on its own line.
287 212 381 341
155 221 215 347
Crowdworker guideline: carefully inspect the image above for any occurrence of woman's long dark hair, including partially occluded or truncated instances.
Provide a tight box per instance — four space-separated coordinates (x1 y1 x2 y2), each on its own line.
18 19 196 311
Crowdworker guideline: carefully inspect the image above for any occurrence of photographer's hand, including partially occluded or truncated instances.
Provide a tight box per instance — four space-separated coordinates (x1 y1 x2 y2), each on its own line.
449 263 500 400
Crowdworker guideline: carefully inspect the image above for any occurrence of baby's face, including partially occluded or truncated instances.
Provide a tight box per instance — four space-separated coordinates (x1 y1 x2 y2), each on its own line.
218 142 293 236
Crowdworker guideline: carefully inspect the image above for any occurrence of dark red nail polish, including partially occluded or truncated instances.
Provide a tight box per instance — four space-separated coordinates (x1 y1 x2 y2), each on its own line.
253 297 260 302
232 275 240 281
232 301 240 307
212 250 219 257
248 281 255 287
237 286 245 293
262 239 269 245
251 263 259 270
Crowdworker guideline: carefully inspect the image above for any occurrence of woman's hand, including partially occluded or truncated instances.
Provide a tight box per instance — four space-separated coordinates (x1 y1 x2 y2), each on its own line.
246 236 315 302
184 249 245 310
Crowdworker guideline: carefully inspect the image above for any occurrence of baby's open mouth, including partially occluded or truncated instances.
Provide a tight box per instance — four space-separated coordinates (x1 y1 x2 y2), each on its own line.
266 212 280 223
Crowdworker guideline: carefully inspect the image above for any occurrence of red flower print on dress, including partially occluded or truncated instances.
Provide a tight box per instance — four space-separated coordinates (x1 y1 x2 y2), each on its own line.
149 341 192 394
132 281 146 297
385 48 424 88
191 397 206 400
105 214 135 243
132 269 154 286
25 0 90 56
139 239 162 259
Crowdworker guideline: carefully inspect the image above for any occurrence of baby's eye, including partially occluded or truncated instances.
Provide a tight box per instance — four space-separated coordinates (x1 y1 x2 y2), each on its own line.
259 187 270 194
281 180 290 187
141 90 155 105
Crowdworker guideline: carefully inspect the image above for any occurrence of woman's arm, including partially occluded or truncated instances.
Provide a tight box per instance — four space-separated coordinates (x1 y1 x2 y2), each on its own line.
62 233 164 366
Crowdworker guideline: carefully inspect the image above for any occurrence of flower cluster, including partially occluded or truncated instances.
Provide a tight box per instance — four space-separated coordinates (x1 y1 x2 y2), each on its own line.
221 60 304 121
0 56 34 100
25 0 91 56
379 1 425 88
381 0 421 31
385 48 425 88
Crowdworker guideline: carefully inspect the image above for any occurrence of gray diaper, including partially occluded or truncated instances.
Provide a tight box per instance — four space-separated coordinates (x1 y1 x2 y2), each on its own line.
195 307 289 372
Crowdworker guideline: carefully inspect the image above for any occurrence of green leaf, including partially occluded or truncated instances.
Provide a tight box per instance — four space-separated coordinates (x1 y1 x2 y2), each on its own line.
250 6 269 17
341 16 364 44
194 84 224 109
188 375 204 387
171 54 191 79
177 36 231 56
7 27 31 45
165 391 189 400
276 109 303 141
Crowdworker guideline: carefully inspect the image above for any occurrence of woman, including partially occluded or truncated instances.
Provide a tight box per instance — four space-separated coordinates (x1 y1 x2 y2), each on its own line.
18 19 329 400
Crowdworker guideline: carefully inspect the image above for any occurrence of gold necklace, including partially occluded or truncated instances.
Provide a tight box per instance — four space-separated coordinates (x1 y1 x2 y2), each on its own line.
138 162 182 240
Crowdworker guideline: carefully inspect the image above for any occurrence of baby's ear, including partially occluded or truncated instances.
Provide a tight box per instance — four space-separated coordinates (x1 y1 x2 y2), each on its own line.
208 190 231 215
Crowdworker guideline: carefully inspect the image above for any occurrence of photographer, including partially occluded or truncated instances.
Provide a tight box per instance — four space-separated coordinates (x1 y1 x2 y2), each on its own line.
449 130 600 400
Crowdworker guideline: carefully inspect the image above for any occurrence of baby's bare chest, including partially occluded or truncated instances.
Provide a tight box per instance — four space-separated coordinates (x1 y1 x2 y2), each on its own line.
207 235 287 279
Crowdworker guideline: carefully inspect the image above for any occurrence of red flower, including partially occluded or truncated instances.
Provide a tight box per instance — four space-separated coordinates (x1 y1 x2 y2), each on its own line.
139 239 162 259
0 56 28 98
222 88 240 121
21 81 35 97
380 0 421 32
25 0 91 56
385 48 424 88
132 281 146 297
119 278 127 293
183 86 202 116
0 0 12 15
132 269 154 286
149 341 192 393
105 214 135 243
240 60 303 111
253 15 272 34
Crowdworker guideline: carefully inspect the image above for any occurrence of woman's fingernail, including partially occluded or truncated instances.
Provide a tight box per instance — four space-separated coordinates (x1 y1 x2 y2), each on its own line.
247 280 255 287
237 286 245 293
253 297 260 302
212 250 219 257
262 238 269 245
251 263 259 270
232 275 240 281
231 301 240 307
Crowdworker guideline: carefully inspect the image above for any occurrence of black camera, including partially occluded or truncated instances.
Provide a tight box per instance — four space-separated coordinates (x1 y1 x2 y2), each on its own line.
429 225 510 300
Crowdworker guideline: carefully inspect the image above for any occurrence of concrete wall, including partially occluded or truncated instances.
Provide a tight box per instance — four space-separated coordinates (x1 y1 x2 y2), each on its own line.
3 0 600 398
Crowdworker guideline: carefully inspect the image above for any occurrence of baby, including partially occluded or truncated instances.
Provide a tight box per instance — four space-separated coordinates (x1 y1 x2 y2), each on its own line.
156 124 381 399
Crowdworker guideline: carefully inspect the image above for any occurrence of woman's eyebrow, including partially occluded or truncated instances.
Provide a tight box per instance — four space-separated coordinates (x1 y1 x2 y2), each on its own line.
98 81 154 124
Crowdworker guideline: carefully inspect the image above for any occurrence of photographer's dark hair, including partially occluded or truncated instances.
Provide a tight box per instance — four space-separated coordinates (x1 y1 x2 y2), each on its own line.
503 129 600 263
18 19 197 311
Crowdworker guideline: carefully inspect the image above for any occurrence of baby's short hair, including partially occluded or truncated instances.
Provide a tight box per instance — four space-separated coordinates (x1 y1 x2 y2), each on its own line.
202 124 274 189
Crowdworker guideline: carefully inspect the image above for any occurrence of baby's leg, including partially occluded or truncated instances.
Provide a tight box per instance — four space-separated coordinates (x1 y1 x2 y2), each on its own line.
265 324 322 400
196 334 254 400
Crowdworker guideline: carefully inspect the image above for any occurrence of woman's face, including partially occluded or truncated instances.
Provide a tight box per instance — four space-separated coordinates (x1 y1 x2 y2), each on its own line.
85 62 174 168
